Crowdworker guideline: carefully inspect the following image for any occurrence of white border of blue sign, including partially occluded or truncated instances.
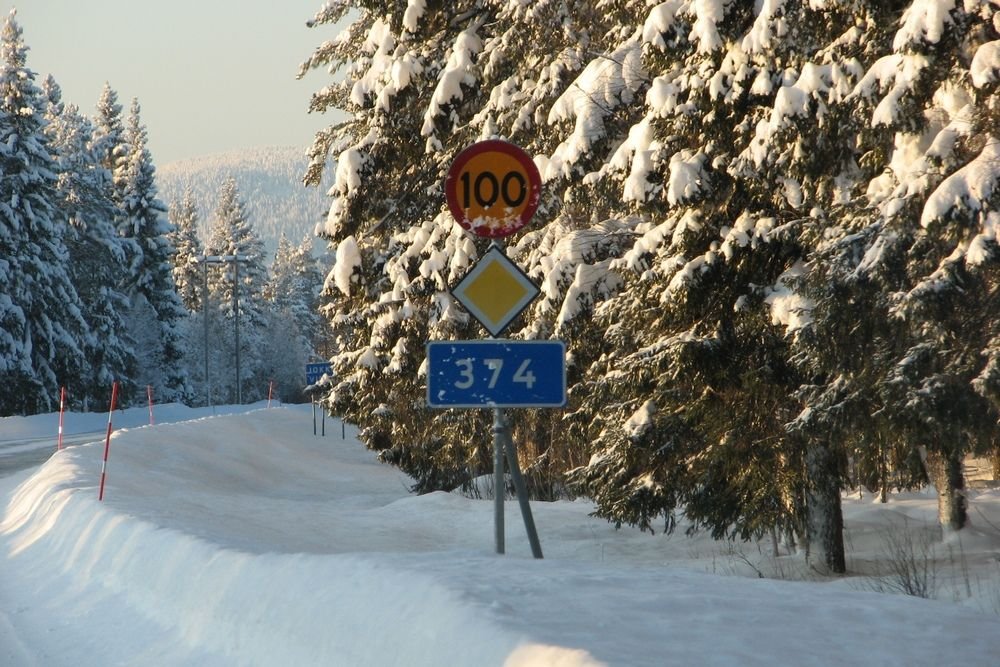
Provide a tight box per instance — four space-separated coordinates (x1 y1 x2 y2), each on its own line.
426 340 567 408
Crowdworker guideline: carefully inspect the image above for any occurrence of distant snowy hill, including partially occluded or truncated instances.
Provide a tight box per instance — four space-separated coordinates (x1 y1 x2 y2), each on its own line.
158 146 333 261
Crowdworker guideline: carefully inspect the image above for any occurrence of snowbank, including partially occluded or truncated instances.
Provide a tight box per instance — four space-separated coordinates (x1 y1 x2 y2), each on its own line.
2 406 1000 666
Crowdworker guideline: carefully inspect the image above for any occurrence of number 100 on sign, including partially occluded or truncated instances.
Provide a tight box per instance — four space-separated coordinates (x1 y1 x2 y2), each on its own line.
445 140 541 239
426 340 566 408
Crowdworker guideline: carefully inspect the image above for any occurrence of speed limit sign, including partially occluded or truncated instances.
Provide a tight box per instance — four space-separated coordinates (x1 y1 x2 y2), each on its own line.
445 140 541 238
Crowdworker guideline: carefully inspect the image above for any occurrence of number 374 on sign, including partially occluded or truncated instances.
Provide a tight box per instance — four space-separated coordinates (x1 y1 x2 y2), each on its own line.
426 340 566 408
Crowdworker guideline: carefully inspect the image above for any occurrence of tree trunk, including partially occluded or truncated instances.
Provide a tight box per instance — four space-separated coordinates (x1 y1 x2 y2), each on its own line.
784 528 798 554
805 441 847 574
925 448 967 532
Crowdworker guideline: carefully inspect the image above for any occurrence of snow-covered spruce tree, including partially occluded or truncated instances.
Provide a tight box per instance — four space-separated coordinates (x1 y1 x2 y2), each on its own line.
118 98 192 405
300 0 654 492
42 76 138 411
265 234 324 347
874 0 1000 532
544 0 894 570
260 234 323 401
0 11 90 415
792 216 923 507
206 177 269 403
91 82 129 200
302 1 499 490
263 235 294 304
479 0 654 495
166 188 211 404
795 0 1000 534
291 235 327 354
169 188 205 312
970 9 1000 418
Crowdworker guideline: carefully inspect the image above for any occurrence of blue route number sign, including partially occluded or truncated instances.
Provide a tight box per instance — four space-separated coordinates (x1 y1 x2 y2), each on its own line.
426 340 566 408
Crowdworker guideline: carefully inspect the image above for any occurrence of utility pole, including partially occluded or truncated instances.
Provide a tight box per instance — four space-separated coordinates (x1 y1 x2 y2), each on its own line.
203 258 210 407
234 256 242 405
194 254 250 406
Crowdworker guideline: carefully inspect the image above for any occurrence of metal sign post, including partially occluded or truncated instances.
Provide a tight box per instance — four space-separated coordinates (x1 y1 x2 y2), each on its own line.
493 407 505 554
499 410 543 558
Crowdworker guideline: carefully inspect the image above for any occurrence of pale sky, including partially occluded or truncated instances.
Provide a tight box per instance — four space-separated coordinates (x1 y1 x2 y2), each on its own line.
15 1 343 165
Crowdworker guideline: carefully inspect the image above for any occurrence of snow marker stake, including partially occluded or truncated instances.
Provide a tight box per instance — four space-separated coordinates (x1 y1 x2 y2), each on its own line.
57 386 66 450
147 385 154 425
267 380 274 408
98 381 119 501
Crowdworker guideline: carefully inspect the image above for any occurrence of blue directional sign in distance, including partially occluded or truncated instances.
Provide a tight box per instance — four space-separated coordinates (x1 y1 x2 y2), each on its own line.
427 340 566 408
305 362 332 385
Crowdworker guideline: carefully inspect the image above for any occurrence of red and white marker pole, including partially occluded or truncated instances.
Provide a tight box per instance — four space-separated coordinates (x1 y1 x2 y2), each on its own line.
57 386 66 451
267 380 274 408
98 381 119 501
147 385 154 425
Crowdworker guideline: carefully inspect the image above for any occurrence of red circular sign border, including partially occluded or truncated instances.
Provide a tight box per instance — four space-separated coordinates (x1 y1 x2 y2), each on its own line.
445 140 541 239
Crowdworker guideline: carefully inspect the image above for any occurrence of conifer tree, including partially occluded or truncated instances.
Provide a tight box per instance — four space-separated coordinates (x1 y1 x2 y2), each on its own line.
263 235 294 305
258 235 321 401
0 11 89 415
42 76 137 410
796 0 1000 533
169 188 205 312
558 0 853 566
118 98 192 404
206 177 269 403
871 0 1000 531
302 1 1000 570
265 234 323 345
166 189 209 403
300 0 647 488
91 82 128 200
302 1 492 487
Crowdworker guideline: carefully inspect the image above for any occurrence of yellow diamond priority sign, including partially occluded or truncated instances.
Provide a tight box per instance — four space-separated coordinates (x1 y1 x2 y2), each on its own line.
452 246 540 337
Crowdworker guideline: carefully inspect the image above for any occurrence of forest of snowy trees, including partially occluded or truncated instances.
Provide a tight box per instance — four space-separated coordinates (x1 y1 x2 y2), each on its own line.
300 0 1000 573
0 11 325 416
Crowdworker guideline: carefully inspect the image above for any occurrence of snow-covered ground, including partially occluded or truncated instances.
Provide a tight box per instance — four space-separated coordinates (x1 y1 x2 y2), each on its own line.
2 403 1000 666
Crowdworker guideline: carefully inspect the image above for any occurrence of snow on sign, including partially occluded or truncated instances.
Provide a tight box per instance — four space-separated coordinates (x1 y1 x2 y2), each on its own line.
445 140 541 238
426 340 566 408
451 245 540 337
